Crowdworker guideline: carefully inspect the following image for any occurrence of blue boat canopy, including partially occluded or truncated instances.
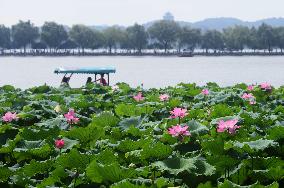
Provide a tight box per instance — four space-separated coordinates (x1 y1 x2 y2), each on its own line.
54 67 116 74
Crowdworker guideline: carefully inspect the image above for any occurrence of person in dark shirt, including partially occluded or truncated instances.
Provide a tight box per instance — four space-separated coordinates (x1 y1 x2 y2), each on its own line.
61 74 72 86
86 77 92 85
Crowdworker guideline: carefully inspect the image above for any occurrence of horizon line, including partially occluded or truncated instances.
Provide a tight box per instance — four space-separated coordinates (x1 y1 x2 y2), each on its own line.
2 16 284 27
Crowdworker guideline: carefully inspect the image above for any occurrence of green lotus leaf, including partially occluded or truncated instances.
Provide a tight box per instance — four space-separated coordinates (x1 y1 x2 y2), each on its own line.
14 140 47 152
0 134 21 153
267 125 284 141
115 103 147 117
57 137 79 152
0 85 16 92
18 159 53 177
124 141 172 164
253 167 284 182
154 157 215 176
168 98 182 108
95 148 118 164
197 181 213 188
28 85 52 94
13 139 53 160
117 138 151 152
63 125 104 144
20 127 60 141
0 166 13 182
118 116 145 131
218 180 279 188
116 83 131 94
186 120 209 137
86 161 136 183
55 149 92 173
111 180 149 188
9 174 35 187
209 104 235 119
36 166 68 188
0 125 18 145
265 166 284 181
201 136 224 155
110 178 166 188
140 142 173 161
91 111 119 127
154 157 196 176
232 139 279 153
36 117 69 130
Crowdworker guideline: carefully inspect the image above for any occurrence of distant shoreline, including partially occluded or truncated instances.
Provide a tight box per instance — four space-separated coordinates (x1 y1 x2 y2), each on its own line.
1 52 284 57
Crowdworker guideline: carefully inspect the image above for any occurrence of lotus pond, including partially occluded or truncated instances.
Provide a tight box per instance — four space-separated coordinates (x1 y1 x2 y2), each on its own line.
0 83 283 188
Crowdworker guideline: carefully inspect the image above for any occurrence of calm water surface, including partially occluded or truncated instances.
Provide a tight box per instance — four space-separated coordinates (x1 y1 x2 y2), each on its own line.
0 56 284 89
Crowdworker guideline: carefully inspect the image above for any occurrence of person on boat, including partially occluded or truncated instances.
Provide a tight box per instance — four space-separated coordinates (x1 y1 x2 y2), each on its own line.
96 74 107 86
61 74 72 86
86 77 92 85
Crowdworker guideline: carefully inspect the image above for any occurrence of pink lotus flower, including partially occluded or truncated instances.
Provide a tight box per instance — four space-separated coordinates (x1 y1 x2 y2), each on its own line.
260 82 272 90
133 92 144 102
241 93 254 100
64 109 79 124
170 107 188 119
2 112 18 122
242 93 256 104
247 85 254 91
159 94 170 101
168 124 191 138
201 89 209 95
55 139 65 149
217 119 240 134
217 120 227 133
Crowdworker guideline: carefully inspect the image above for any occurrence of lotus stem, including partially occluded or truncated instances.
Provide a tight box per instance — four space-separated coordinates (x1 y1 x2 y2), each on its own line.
237 169 240 184
251 156 254 170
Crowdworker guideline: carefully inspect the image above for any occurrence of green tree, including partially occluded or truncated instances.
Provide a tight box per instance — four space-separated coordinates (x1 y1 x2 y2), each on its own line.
257 23 276 53
91 30 105 49
41 22 68 52
126 24 148 53
69 25 101 54
274 27 284 53
148 20 180 52
11 20 39 54
247 27 260 52
223 26 250 52
0 25 11 52
201 30 224 53
177 26 201 52
119 29 131 52
103 26 125 53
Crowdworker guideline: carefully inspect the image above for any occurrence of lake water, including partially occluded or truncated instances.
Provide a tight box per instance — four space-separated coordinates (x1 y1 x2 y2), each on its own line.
0 56 284 89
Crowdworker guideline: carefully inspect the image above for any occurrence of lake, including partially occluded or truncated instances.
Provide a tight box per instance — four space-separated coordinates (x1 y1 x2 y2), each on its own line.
0 56 284 89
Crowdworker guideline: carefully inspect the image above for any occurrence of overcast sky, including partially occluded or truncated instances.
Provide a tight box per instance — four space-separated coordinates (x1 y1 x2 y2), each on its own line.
1 0 284 26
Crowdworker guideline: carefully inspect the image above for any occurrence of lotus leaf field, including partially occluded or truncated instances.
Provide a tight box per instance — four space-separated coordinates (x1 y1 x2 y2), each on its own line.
0 82 283 188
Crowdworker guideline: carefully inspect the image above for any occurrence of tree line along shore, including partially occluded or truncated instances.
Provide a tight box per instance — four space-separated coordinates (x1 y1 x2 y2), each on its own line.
2 51 284 57
1 20 284 56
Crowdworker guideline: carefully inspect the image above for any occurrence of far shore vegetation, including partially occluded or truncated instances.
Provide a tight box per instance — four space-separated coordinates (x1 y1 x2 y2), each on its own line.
1 20 284 56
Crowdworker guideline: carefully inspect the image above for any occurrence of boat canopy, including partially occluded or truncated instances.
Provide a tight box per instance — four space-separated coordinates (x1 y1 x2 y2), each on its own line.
54 67 116 74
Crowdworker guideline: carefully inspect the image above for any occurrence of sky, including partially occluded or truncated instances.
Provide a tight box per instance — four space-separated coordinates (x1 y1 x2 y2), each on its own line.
1 0 284 26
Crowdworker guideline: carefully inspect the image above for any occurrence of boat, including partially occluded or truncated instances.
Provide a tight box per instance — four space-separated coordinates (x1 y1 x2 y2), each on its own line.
178 52 194 57
54 67 116 86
